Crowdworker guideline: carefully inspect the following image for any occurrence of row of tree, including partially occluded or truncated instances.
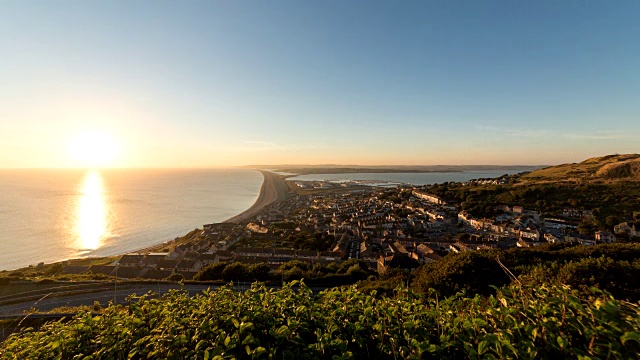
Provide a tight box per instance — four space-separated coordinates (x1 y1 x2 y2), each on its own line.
193 258 375 284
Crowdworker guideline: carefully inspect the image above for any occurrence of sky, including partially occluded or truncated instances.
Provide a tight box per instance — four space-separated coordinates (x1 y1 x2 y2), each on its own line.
1 1 639 168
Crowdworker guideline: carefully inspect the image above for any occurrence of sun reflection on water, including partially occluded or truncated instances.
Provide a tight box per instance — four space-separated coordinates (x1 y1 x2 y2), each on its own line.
75 171 108 251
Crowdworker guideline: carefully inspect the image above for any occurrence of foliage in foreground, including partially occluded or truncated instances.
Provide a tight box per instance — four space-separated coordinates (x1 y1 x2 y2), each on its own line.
410 243 640 301
2 281 639 359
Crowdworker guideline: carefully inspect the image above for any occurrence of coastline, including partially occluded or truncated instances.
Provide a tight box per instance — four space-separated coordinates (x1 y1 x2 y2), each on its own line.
123 170 289 255
222 170 290 223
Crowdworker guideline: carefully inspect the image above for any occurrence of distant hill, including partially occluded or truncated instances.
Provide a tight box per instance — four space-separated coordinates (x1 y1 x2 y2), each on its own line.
246 164 543 175
521 154 640 182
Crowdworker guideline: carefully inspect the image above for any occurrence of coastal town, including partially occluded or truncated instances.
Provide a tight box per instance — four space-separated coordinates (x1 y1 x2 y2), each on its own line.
61 170 640 281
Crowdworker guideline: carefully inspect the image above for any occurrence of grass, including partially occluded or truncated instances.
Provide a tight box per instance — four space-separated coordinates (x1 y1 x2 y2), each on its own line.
521 154 640 182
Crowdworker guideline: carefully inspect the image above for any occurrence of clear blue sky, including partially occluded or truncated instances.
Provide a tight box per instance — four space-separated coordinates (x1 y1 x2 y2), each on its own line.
1 1 639 167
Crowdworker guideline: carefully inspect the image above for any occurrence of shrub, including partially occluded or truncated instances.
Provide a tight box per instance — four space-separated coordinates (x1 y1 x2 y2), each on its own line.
2 282 638 359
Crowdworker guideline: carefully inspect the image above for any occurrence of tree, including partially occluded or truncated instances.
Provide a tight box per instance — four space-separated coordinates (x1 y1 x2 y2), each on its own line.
605 215 621 230
193 262 227 281
248 263 271 281
221 262 249 281
578 219 599 235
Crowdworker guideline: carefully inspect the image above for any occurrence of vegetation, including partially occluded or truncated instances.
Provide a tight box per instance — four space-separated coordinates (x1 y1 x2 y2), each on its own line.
193 259 374 285
428 180 640 228
520 154 640 181
4 242 640 358
2 281 639 359
422 154 640 228
407 243 640 301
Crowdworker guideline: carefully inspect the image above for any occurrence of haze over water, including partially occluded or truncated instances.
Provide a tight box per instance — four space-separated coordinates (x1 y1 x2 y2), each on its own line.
0 169 263 270
288 170 530 186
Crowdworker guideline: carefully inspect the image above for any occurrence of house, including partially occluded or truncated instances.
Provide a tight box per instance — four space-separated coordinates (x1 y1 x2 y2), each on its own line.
520 229 540 241
565 233 596 245
118 254 144 267
195 253 217 267
458 212 472 227
614 222 632 234
214 250 234 263
595 230 616 244
389 241 409 254
296 250 319 260
377 253 420 275
544 218 576 230
246 223 269 234
517 238 542 248
176 260 202 272
490 223 507 234
613 222 640 238
173 244 192 256
415 244 441 264
412 191 446 205
319 251 342 261
271 249 296 264
155 259 180 271
236 247 273 258
234 256 269 264
114 267 144 279
544 231 564 243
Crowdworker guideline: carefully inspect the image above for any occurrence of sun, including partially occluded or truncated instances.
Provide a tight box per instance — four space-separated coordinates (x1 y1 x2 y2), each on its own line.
68 130 120 168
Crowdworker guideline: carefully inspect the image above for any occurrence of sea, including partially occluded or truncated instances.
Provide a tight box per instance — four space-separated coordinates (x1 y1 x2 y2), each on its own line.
0 169 263 271
287 170 531 186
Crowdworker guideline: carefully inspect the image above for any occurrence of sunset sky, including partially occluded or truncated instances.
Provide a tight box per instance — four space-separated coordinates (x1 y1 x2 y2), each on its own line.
1 1 639 168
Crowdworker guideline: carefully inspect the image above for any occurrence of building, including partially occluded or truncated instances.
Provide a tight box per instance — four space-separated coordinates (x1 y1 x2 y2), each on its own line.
412 190 446 205
595 230 616 244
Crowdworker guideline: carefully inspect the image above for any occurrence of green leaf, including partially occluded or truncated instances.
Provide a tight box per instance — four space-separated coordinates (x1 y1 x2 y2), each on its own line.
621 332 640 344
478 340 489 355
240 321 255 334
557 336 568 349
252 346 267 358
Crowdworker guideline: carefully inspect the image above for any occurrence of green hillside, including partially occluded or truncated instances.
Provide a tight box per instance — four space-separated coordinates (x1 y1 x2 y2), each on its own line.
521 154 640 182
427 154 640 226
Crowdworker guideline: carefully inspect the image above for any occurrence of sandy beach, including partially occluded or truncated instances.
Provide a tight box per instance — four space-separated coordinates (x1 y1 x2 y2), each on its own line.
223 170 290 223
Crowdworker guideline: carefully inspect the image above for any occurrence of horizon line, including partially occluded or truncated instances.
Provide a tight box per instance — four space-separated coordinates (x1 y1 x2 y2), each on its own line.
0 164 549 170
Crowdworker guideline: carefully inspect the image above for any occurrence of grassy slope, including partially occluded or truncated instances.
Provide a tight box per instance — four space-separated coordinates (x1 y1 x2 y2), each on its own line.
521 154 640 182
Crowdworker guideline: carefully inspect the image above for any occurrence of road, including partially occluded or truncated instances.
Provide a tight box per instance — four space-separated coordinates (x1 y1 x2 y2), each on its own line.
0 282 330 316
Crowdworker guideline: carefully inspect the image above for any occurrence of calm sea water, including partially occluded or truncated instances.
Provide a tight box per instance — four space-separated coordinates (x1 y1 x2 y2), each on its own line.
0 169 263 270
287 170 530 186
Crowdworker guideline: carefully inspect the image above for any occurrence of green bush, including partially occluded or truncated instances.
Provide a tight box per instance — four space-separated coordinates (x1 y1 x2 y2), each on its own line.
166 273 185 282
407 244 640 300
194 262 228 281
2 282 639 359
412 250 511 297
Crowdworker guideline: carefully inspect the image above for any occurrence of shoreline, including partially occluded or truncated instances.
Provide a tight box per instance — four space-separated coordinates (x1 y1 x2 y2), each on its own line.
223 170 290 223
121 170 289 256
